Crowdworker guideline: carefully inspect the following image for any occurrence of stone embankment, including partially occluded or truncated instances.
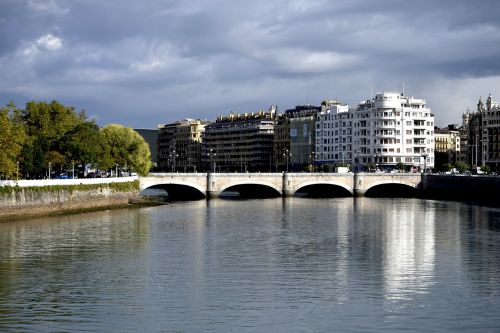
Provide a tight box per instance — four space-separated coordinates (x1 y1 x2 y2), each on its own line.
0 177 142 221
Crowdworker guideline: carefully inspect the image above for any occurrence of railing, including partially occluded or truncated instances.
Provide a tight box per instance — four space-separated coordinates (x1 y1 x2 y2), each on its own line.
0 176 138 188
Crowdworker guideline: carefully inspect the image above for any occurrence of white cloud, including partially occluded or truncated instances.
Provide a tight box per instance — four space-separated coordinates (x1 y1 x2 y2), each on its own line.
28 0 69 15
36 34 62 51
252 48 360 74
18 34 63 62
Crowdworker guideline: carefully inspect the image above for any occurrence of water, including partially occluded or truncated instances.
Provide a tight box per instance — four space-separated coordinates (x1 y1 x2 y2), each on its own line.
1 198 500 332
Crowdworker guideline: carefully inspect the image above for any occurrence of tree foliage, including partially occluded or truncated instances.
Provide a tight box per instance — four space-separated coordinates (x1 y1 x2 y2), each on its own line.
101 124 152 176
0 102 27 179
1 100 152 179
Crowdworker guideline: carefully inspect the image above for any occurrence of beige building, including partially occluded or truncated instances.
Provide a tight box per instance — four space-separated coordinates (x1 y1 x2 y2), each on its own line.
434 126 460 169
157 119 210 172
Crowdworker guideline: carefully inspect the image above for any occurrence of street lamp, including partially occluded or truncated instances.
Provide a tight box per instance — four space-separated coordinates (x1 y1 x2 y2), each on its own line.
421 152 429 173
172 150 178 172
355 150 360 173
208 149 216 173
309 151 315 173
115 163 118 177
48 162 52 179
283 149 292 172
16 161 19 181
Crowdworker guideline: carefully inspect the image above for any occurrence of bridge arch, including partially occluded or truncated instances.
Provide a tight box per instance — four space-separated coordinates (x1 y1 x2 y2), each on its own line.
364 182 418 198
294 181 353 197
141 181 206 200
217 180 282 199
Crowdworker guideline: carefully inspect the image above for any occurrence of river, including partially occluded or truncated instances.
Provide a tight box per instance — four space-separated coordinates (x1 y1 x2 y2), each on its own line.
1 197 500 332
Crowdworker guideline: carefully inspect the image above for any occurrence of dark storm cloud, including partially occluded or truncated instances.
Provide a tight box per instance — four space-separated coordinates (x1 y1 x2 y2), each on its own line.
1 0 500 128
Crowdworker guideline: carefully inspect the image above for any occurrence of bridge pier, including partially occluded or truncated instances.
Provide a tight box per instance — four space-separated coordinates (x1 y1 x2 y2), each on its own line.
353 173 365 197
282 173 294 197
207 173 221 199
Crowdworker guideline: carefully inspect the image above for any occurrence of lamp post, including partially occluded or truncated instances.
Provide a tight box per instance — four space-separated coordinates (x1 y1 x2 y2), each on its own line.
208 149 216 173
421 152 429 173
355 150 360 173
16 161 19 181
172 150 178 172
115 163 118 177
309 151 315 173
48 162 52 179
283 149 292 172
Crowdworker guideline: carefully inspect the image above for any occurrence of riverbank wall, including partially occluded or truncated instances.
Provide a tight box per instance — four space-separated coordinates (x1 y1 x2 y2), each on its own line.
0 178 141 221
421 174 500 203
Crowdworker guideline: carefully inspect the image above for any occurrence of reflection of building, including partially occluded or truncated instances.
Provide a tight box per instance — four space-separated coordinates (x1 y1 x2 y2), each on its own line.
134 129 158 167
202 106 277 172
468 93 500 171
274 105 320 172
383 200 435 298
157 119 210 172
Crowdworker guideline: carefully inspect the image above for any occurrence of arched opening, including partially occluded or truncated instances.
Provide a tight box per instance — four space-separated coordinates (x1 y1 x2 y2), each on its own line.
295 184 352 198
365 184 417 198
220 184 281 199
140 184 205 201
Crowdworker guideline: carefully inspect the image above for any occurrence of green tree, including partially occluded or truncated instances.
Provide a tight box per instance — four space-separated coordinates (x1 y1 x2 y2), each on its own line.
62 120 104 169
100 124 152 176
20 100 89 177
454 161 469 173
0 102 27 179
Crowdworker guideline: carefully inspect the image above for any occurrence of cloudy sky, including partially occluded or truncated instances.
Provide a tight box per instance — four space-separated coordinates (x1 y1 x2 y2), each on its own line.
1 0 499 128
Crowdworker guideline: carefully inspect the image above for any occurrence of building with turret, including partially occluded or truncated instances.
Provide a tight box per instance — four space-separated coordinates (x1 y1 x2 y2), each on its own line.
468 93 500 171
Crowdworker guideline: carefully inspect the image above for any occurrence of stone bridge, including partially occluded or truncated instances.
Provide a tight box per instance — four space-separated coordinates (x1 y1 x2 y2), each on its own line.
139 172 423 199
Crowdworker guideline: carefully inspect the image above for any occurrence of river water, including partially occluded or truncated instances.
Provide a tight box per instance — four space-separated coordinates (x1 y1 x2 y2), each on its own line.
1 197 500 332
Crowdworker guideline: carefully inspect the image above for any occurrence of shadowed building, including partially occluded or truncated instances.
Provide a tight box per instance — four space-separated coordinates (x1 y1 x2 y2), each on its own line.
202 106 277 172
134 128 158 167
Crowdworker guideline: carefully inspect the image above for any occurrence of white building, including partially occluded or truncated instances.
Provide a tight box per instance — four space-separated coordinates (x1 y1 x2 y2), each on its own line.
315 92 435 172
315 100 351 166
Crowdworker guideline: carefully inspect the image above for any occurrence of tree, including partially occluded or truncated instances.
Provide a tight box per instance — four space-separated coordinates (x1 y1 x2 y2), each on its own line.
100 124 152 176
0 102 27 179
61 120 104 168
454 161 469 173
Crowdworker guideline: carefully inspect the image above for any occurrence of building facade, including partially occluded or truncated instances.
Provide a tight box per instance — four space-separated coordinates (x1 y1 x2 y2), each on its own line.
274 105 320 172
315 100 351 169
434 126 460 170
157 119 210 172
202 107 277 172
353 92 435 172
468 93 500 171
134 128 158 167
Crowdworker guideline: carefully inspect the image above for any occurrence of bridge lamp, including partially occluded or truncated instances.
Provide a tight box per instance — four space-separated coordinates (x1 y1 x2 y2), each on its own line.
283 149 292 172
421 152 429 173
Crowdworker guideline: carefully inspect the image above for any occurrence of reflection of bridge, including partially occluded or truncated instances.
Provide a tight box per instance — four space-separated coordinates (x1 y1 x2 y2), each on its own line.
139 173 423 199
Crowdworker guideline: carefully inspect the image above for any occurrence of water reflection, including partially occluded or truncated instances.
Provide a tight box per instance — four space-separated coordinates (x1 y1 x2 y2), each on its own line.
1 198 500 332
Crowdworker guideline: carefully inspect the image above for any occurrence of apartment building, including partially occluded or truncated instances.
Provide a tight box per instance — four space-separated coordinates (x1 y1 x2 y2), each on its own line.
157 119 210 172
202 106 277 172
315 92 435 172
469 93 500 170
274 105 320 172
354 92 435 171
315 100 351 168
434 126 460 169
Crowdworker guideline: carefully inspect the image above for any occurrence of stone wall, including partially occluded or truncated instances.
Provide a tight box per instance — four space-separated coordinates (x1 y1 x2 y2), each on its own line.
0 183 139 221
